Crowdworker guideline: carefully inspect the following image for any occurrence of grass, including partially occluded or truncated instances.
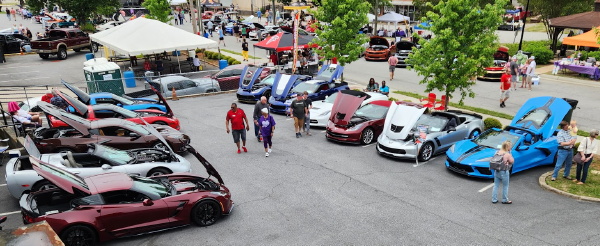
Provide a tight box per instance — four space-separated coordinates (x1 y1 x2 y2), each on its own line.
546 157 600 199
221 49 261 59
524 23 547 32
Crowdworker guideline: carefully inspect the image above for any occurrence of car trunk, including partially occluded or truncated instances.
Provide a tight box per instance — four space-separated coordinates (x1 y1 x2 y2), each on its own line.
21 189 76 218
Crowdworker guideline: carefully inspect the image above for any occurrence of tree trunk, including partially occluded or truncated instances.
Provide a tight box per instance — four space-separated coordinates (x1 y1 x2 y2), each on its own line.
444 91 450 111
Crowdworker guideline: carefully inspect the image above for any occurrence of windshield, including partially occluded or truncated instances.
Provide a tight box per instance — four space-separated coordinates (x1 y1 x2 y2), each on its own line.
291 82 319 94
354 104 388 120
414 115 448 132
242 67 260 85
111 94 134 105
94 145 132 165
123 121 152 135
473 130 521 149
131 176 169 198
256 74 275 86
516 108 549 128
323 92 338 103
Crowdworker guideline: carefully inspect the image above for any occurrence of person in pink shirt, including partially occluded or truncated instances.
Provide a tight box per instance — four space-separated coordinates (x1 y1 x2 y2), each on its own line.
388 55 398 81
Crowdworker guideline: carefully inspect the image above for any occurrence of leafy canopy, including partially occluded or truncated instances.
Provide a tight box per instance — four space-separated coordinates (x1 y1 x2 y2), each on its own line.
26 0 120 25
142 0 173 23
408 0 507 105
517 0 593 39
311 0 370 66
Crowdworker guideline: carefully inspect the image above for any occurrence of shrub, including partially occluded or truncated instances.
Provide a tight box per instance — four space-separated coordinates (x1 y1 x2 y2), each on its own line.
502 40 555 64
80 23 96 33
484 118 502 130
227 58 236 64
232 60 242 65
526 46 554 64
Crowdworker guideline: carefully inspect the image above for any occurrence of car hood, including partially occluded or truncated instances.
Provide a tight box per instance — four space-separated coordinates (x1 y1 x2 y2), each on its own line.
383 104 426 140
148 84 174 117
316 64 343 82
185 145 225 185
270 72 300 101
238 66 264 90
38 102 91 135
62 80 91 104
395 41 416 51
311 100 333 114
449 139 497 165
54 89 88 116
369 36 389 47
510 97 571 139
329 91 369 125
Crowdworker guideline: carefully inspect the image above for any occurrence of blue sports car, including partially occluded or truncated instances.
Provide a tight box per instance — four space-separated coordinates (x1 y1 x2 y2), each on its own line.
236 66 274 103
445 96 572 178
269 64 348 114
62 81 168 113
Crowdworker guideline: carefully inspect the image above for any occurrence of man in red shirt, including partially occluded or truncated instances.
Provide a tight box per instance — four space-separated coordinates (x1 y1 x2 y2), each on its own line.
500 69 511 108
226 103 250 153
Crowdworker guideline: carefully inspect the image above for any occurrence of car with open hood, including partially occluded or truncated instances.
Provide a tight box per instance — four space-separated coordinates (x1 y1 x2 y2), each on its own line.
326 96 410 145
269 64 347 114
6 136 191 199
236 66 274 103
145 75 221 97
364 36 394 61
394 40 419 67
19 145 231 246
445 96 572 178
62 80 168 113
310 90 388 127
205 64 272 91
377 107 484 161
33 102 190 154
478 46 510 81
50 89 180 130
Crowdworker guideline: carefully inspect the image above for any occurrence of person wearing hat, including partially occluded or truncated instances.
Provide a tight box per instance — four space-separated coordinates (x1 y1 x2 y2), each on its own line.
525 56 536 91
258 107 276 157
551 121 577 181
509 56 519 90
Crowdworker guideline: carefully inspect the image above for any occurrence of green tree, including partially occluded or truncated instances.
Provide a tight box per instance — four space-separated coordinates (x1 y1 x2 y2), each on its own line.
413 0 501 18
366 0 391 34
26 0 119 25
311 0 370 71
142 0 173 23
408 0 507 108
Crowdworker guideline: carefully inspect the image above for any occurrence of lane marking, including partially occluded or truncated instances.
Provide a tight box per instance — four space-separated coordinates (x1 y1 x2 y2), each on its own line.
0 77 51 83
0 65 38 69
0 184 6 187
362 143 374 148
321 130 326 133
478 183 494 193
0 211 20 216
0 71 39 76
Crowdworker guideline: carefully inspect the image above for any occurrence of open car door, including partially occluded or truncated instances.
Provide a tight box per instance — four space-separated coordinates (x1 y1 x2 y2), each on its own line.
270 72 300 101
238 66 264 90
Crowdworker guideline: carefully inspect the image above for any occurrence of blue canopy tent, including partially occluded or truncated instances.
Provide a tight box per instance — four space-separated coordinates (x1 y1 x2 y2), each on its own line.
414 21 431 30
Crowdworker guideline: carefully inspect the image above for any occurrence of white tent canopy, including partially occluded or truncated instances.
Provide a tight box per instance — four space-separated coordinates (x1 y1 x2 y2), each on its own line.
377 12 410 23
169 0 187 4
367 13 375 22
91 18 217 56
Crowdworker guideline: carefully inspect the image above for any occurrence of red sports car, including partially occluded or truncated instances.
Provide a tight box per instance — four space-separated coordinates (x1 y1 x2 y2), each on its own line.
51 89 180 130
21 146 232 246
206 64 271 91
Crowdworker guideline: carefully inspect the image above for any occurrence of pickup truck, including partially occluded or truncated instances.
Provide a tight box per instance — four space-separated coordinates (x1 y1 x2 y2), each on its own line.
31 28 98 60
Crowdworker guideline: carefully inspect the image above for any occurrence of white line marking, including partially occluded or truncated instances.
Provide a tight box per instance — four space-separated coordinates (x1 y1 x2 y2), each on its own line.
0 184 6 187
0 77 51 83
0 211 20 216
362 143 374 148
0 71 39 76
321 130 326 133
478 183 494 193
0 65 38 69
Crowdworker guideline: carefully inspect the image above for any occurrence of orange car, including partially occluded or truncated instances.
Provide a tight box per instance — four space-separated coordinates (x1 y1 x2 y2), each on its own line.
364 36 394 61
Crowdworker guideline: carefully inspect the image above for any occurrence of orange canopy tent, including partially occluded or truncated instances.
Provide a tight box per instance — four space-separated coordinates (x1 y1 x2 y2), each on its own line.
562 28 600 48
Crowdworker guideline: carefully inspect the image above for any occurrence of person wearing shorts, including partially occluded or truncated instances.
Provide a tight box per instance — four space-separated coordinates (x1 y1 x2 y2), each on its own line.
218 27 225 46
499 69 511 108
226 103 249 154
388 55 398 81
509 56 518 91
289 93 307 138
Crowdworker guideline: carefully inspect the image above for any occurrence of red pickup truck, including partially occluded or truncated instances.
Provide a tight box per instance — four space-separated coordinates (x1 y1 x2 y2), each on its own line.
31 28 98 60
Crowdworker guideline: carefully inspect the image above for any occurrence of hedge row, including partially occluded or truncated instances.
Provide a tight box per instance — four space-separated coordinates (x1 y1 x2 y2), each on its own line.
501 40 555 65
195 48 241 65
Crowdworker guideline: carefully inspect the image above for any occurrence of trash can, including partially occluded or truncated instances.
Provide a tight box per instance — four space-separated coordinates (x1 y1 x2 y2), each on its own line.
219 59 228 69
83 60 124 95
85 53 94 60
172 51 181 56
123 70 136 88
562 98 578 123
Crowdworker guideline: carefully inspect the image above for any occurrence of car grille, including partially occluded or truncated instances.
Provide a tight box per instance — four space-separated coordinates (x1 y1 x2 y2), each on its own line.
377 143 406 154
237 94 257 101
326 130 348 138
475 167 492 175
446 158 473 174
271 105 286 110
310 119 318 123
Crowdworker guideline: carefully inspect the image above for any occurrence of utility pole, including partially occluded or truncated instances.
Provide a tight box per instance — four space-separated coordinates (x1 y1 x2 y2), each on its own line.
272 0 276 25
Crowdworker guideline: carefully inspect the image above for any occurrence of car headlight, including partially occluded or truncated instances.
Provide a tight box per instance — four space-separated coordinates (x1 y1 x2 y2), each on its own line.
348 123 364 131
476 157 491 162
319 110 330 116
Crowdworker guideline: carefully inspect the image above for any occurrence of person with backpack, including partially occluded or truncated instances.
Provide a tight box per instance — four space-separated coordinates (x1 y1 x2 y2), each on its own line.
490 140 514 204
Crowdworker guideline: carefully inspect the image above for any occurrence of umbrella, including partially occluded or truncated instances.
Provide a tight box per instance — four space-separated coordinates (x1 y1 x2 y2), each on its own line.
253 32 318 52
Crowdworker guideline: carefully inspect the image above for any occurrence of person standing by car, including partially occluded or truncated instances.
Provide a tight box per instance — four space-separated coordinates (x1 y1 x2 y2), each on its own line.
491 140 514 204
226 103 250 154
242 38 249 61
551 121 577 181
388 55 398 81
509 56 519 90
499 69 511 108
253 96 270 142
574 129 598 184
303 91 312 136
259 108 276 157
193 54 201 71
289 93 307 138
525 56 536 91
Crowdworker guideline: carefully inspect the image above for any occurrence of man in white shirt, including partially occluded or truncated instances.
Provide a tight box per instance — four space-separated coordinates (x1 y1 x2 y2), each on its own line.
525 56 536 91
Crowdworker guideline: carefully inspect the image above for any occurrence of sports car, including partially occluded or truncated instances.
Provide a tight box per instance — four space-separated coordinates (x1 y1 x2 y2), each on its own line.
478 46 510 81
394 40 419 67
364 36 394 61
269 64 347 114
50 89 180 130
62 80 168 113
445 96 572 178
377 106 484 161
205 64 271 91
310 90 388 127
20 147 231 246
6 136 191 198
33 102 190 154
236 66 277 103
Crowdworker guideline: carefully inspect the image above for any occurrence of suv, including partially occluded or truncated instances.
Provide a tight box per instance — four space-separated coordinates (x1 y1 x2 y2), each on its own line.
0 33 30 54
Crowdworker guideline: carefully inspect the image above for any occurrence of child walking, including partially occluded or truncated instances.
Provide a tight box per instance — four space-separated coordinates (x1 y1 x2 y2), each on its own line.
259 108 276 157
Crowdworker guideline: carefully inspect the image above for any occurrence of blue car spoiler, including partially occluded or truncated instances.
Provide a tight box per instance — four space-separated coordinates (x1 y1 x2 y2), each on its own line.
316 64 344 82
238 66 264 90
270 72 299 101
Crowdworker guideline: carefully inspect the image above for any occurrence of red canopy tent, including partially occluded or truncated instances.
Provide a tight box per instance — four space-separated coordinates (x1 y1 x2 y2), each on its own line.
253 32 318 52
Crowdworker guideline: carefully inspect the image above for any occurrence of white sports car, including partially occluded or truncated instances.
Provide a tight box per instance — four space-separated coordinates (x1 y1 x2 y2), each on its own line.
309 90 388 127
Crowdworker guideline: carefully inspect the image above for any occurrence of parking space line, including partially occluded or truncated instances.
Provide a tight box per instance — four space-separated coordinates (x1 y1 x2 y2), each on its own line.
321 130 326 133
478 183 494 193
0 184 6 187
0 211 20 216
362 143 374 148
0 77 51 83
0 65 38 69
0 71 39 76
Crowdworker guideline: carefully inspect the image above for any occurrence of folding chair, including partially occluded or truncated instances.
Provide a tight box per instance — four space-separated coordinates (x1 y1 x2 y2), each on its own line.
419 93 437 108
434 95 447 111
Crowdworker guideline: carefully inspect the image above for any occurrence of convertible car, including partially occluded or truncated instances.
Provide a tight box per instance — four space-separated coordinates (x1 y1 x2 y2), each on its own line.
33 102 190 154
51 89 180 130
364 36 394 61
236 66 277 103
377 106 484 161
445 96 572 178
6 136 191 198
269 65 347 114
310 90 388 127
20 148 231 246
62 81 168 113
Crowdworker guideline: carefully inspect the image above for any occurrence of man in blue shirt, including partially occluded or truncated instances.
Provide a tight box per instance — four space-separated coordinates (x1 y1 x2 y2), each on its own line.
379 80 389 95
551 121 577 181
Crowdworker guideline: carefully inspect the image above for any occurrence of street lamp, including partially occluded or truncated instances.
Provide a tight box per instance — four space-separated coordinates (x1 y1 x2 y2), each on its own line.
518 0 530 51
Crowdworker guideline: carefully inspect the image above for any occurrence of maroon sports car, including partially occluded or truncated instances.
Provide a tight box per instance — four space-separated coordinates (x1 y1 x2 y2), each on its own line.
21 148 232 246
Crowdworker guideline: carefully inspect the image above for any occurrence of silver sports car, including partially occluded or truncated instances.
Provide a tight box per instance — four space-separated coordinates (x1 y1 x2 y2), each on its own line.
5 136 191 198
376 105 484 161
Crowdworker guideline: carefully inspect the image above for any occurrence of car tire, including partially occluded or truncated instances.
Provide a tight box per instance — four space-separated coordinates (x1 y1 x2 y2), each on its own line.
191 200 221 227
469 129 480 139
32 180 57 192
60 225 97 246
418 142 434 162
58 47 67 60
360 127 374 145
147 167 171 177
152 141 169 152
39 53 49 59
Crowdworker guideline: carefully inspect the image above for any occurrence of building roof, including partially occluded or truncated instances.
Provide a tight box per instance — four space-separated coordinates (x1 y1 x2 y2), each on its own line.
548 0 600 30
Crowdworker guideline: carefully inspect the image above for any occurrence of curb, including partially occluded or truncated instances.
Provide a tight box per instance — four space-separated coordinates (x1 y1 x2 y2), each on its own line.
538 171 600 203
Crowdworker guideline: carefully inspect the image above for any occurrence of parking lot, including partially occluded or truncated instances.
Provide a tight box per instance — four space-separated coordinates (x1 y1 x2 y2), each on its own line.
2 92 599 245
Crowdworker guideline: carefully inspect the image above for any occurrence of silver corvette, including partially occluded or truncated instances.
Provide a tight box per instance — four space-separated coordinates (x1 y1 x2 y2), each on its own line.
5 136 191 198
376 105 484 161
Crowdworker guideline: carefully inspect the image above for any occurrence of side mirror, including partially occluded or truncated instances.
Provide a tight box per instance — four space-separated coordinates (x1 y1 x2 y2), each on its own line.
129 132 141 139
101 164 112 170
143 199 154 206
517 146 529 151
